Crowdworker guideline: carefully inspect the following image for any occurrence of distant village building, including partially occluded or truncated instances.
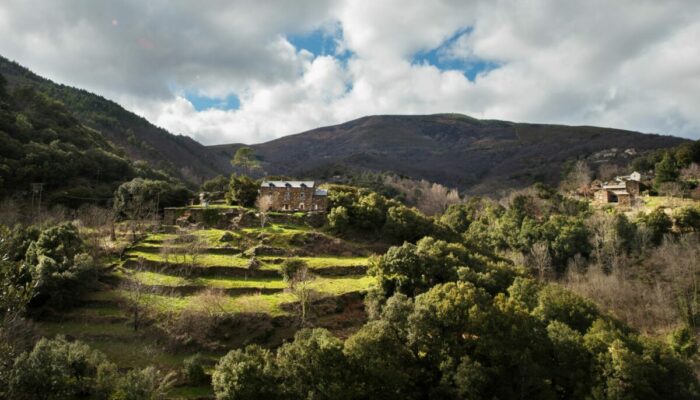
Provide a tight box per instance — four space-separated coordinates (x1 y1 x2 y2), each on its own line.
259 181 328 212
593 171 645 205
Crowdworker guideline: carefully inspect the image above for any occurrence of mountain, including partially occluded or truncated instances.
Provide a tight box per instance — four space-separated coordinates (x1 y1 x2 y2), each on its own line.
209 114 687 194
0 56 231 185
1 55 687 196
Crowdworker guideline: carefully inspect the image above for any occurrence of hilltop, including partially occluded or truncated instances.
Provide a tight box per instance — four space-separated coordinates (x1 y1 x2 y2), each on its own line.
209 114 687 195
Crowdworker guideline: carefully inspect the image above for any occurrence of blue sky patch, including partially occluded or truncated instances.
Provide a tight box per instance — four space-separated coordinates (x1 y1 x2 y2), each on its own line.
412 28 499 81
186 92 240 111
287 25 352 62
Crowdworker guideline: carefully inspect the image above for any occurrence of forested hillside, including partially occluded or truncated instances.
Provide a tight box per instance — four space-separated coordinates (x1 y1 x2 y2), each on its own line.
0 73 189 207
0 56 231 185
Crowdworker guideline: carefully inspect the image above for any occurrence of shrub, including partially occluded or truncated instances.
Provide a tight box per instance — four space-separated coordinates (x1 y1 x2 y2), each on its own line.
327 206 349 232
280 259 307 282
24 222 97 308
9 336 117 400
112 366 176 400
182 354 208 385
226 175 258 207
212 345 279 400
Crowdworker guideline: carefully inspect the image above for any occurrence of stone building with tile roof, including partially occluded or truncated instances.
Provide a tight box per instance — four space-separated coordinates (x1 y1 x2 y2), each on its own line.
259 181 328 212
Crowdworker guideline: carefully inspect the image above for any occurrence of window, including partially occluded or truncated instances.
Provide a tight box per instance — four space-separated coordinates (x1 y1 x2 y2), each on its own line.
313 204 318 210
284 192 291 200
299 203 305 210
300 191 305 200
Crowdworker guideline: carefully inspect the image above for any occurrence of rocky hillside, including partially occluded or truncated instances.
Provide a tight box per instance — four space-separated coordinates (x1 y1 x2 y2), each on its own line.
210 114 687 194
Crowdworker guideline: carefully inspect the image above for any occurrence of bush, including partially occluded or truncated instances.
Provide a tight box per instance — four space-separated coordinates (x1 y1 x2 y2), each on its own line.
212 345 279 400
383 205 435 243
280 259 307 282
226 175 258 207
182 354 208 385
639 208 673 245
24 222 97 308
673 206 700 232
327 206 350 232
112 366 176 400
9 336 117 400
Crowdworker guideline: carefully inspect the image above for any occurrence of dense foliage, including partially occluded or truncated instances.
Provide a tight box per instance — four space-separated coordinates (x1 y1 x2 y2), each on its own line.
0 73 177 208
326 185 451 243
213 277 699 399
113 178 192 219
226 175 259 207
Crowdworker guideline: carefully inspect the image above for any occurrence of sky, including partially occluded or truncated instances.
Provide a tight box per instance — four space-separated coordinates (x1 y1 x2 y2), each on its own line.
0 0 699 145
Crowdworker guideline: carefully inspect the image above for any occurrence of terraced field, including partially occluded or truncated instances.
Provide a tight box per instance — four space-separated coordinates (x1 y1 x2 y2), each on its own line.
34 220 377 398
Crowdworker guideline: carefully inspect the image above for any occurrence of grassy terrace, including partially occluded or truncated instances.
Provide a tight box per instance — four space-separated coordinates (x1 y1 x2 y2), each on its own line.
125 269 375 293
141 229 241 248
124 250 369 270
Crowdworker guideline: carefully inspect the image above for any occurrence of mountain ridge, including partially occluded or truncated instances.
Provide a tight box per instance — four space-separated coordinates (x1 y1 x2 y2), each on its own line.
209 113 687 194
0 55 687 195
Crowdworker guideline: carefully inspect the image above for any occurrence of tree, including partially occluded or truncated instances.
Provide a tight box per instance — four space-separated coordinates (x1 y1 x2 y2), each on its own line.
382 205 435 243
226 175 258 207
639 208 672 246
529 241 552 280
327 206 349 233
200 174 229 193
673 206 700 232
230 147 261 176
24 222 97 308
655 152 680 187
343 320 417 399
280 259 315 326
111 366 176 400
562 160 592 195
276 329 352 399
182 354 208 386
9 337 117 400
255 194 273 228
212 345 279 400
120 258 152 332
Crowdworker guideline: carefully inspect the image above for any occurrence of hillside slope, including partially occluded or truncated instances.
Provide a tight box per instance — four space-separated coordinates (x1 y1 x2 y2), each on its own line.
209 114 687 194
0 56 231 185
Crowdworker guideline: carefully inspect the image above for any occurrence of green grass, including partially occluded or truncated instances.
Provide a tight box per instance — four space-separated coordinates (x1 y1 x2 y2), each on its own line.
126 270 375 294
308 275 376 294
125 251 250 268
168 385 214 399
127 270 288 290
125 250 368 271
103 272 373 316
641 196 700 210
144 229 241 248
259 256 369 269
36 320 134 338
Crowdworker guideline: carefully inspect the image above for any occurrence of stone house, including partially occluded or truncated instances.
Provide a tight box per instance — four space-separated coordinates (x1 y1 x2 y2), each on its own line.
259 181 328 212
593 171 644 205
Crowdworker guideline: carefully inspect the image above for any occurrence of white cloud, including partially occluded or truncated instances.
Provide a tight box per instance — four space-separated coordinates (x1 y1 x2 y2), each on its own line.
1 0 699 144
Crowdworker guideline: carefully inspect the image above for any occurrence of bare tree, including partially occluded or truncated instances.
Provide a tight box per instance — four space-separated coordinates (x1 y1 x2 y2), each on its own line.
681 163 700 181
121 258 152 332
562 160 592 196
256 194 273 228
383 175 461 215
598 163 621 182
656 236 700 329
529 241 552 281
